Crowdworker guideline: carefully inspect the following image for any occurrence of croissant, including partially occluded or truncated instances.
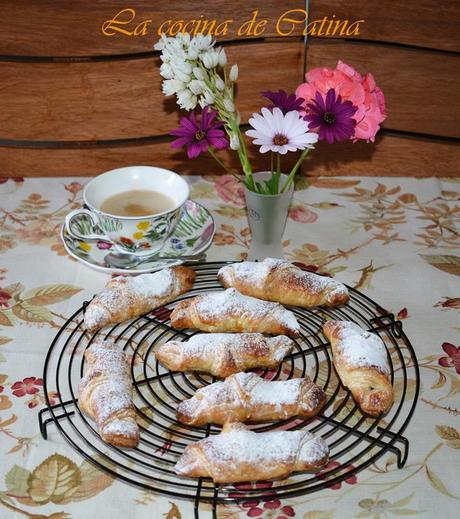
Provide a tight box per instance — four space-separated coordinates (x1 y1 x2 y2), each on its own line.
323 320 394 416
78 339 139 447
170 288 300 336
177 372 326 425
218 258 349 308
175 422 329 482
156 333 294 378
84 266 195 332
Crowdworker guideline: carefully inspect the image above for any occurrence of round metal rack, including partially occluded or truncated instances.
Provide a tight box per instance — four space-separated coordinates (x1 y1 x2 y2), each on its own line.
39 261 419 518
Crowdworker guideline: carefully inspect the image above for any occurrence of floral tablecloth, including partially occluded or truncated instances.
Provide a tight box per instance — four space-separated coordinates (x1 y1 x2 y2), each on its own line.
0 175 459 519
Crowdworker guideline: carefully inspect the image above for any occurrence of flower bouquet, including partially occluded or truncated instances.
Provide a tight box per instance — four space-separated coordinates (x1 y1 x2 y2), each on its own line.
155 33 385 257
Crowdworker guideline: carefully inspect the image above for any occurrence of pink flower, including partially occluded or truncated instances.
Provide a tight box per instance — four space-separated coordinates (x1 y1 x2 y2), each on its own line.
296 60 386 142
16 220 59 245
438 343 460 374
214 175 245 206
11 377 43 397
288 205 318 223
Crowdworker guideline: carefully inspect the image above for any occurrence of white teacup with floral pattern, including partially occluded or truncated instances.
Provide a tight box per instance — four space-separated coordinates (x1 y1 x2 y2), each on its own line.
64 166 190 256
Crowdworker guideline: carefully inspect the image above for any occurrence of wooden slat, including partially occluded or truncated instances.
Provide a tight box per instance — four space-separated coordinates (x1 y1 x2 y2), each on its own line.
304 134 460 176
1 0 304 56
309 0 460 53
306 40 460 139
1 135 458 177
3 39 458 143
0 41 303 141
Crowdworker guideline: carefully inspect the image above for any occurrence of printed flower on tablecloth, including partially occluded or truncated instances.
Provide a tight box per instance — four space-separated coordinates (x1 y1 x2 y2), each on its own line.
229 481 295 518
64 181 83 194
318 460 357 489
435 297 460 310
28 390 59 409
357 495 421 517
288 205 318 223
214 175 245 206
11 376 43 397
438 343 460 374
0 289 12 308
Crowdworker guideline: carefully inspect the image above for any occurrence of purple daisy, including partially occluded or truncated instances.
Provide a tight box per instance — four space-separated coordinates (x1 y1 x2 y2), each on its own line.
170 106 229 159
304 89 358 144
261 90 305 114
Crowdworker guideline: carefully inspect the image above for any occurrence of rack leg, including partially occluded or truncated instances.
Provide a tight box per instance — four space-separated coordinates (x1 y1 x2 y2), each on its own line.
38 401 76 440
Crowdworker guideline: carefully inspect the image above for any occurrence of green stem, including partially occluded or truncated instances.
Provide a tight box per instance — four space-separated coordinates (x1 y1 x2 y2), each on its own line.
273 153 281 192
207 147 239 180
281 148 311 193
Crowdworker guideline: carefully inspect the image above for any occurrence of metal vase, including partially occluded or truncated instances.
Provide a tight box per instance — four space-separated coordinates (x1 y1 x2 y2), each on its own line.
244 172 293 260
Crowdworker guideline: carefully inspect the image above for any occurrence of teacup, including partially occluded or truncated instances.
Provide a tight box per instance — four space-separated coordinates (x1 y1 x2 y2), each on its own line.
65 166 190 256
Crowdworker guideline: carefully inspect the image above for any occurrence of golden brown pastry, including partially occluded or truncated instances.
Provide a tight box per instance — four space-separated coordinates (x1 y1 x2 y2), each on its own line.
78 339 139 447
156 333 294 378
84 266 195 332
323 320 394 416
170 288 300 336
175 422 329 482
177 372 326 426
218 258 349 308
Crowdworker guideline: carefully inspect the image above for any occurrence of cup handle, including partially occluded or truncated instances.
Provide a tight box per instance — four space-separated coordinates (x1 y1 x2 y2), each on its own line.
65 209 110 241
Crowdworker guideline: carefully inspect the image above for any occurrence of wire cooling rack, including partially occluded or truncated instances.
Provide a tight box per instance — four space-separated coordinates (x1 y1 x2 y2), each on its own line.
39 261 419 518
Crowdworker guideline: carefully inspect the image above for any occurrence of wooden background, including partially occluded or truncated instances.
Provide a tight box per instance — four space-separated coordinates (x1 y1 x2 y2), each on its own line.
0 0 459 177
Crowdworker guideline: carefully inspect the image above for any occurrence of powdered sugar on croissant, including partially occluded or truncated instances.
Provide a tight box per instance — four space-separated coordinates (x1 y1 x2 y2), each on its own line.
323 320 394 416
170 288 300 336
156 333 294 378
175 422 329 482
78 339 139 447
177 372 326 425
218 258 349 308
84 266 195 332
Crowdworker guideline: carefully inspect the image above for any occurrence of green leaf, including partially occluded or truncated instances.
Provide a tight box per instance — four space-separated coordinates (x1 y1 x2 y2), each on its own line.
388 509 421 515
391 493 414 508
12 302 53 323
420 255 460 277
0 490 15 505
5 464 31 498
425 465 458 498
214 205 246 218
190 182 217 200
303 512 334 519
21 284 82 306
295 176 310 191
62 458 114 503
28 454 81 504
435 425 459 440
3 283 24 299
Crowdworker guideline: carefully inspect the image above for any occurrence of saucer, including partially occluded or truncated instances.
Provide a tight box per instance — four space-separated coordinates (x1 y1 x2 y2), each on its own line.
61 200 215 274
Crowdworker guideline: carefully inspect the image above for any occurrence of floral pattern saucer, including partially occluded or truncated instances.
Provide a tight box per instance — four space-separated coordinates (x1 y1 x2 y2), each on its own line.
60 200 215 274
